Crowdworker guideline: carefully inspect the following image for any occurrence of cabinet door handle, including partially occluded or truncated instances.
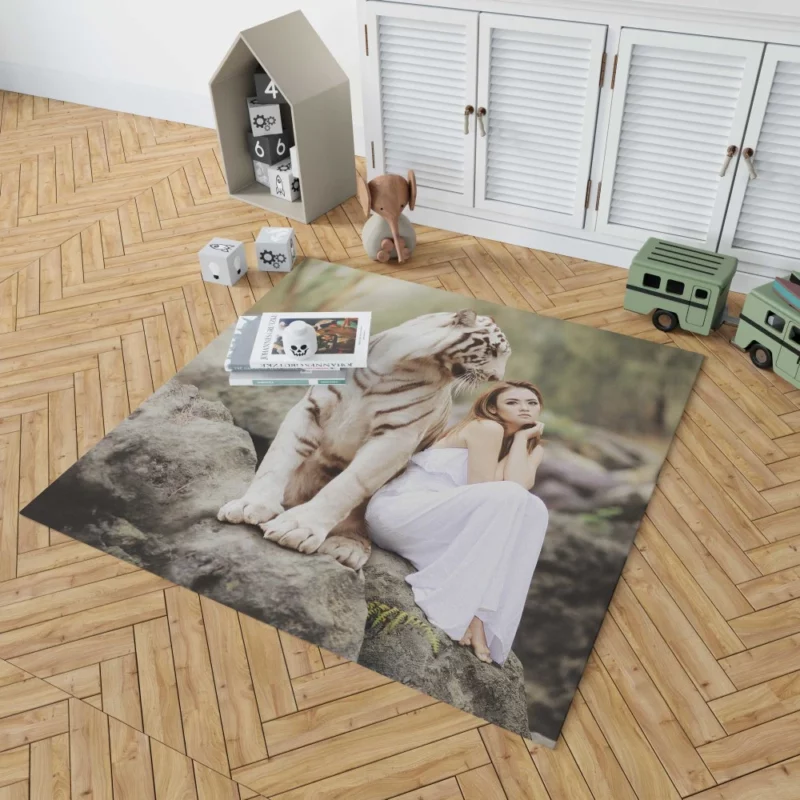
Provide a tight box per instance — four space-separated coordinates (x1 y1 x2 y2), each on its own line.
719 144 737 177
743 147 758 180
464 105 475 135
477 107 487 137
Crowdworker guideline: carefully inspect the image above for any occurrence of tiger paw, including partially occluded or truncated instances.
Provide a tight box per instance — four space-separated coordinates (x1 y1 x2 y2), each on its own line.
317 535 371 570
260 505 331 554
218 495 284 526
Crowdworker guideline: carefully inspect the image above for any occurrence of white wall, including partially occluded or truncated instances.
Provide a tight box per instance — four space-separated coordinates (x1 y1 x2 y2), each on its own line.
0 0 365 153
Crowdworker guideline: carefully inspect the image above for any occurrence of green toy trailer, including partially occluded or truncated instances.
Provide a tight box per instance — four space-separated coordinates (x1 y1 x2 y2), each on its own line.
733 273 800 384
624 238 800 390
624 238 738 335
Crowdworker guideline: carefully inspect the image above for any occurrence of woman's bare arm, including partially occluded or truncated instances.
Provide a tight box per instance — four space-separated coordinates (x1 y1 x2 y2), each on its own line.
502 426 545 489
462 420 504 484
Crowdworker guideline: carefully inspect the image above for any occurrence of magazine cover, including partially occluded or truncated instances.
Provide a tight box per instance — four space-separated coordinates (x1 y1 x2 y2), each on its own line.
250 312 371 369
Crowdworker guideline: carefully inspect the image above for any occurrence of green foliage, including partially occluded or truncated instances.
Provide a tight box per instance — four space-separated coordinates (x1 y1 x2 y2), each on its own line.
577 506 624 534
366 601 441 656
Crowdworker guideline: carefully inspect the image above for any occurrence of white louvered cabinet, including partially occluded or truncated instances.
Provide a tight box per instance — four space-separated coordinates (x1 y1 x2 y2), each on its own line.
595 29 764 248
719 44 800 273
364 2 478 207
475 15 607 228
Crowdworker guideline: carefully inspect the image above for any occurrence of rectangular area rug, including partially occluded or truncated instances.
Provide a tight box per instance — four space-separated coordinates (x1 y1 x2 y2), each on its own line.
23 258 702 746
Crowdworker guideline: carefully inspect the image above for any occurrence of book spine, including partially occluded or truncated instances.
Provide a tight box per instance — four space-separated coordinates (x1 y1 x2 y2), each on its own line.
229 378 347 386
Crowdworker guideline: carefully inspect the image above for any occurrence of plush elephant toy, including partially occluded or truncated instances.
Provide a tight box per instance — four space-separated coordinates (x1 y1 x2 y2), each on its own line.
356 170 417 263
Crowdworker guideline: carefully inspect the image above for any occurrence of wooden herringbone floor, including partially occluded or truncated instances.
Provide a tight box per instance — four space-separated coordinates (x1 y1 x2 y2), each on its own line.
1 92 799 800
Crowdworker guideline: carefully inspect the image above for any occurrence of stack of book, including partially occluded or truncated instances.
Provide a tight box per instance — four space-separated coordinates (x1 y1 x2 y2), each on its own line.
225 313 371 386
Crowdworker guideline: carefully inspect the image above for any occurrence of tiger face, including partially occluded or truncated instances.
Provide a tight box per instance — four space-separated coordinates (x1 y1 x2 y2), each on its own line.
389 308 511 388
444 309 511 386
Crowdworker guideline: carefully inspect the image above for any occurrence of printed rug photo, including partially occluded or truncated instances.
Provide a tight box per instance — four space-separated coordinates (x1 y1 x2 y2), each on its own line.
22 258 702 745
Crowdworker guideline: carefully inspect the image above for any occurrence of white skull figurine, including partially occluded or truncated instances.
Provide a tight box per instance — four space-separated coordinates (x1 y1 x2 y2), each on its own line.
282 320 318 359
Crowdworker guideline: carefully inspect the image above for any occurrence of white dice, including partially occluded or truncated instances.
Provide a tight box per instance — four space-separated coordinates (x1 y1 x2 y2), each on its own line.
198 238 246 285
253 160 270 189
255 227 296 273
268 158 300 201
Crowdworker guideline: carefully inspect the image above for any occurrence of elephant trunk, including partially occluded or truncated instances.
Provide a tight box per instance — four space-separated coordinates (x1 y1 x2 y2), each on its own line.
387 216 404 264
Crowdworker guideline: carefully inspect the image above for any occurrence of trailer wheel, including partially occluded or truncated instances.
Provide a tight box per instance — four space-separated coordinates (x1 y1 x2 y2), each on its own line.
653 309 679 332
750 344 773 370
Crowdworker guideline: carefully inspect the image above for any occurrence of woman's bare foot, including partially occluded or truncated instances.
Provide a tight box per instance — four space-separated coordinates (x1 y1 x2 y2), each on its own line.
459 617 492 663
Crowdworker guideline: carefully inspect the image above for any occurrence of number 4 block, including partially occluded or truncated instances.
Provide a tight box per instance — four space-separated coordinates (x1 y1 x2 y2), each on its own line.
248 130 294 166
255 71 287 104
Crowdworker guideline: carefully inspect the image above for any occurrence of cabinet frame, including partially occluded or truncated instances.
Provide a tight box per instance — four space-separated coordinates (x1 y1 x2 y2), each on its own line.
363 1 480 208
474 13 607 228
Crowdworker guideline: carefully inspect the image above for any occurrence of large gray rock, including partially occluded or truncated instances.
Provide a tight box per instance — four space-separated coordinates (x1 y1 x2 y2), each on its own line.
24 380 366 660
359 548 531 737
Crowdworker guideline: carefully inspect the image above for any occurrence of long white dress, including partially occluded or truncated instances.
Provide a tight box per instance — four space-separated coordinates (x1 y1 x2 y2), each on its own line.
365 447 548 665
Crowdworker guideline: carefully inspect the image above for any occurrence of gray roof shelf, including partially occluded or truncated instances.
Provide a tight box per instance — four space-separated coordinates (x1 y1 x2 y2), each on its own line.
209 11 356 223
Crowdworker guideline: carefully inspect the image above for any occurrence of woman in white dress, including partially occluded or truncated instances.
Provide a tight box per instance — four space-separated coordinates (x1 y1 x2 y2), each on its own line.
365 381 548 665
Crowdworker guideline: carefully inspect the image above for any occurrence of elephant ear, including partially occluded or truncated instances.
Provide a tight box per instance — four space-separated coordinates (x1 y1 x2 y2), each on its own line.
407 170 417 210
356 171 372 217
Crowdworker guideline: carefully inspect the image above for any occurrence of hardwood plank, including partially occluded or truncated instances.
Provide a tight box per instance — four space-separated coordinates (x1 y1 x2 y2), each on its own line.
121 329 154 409
233 703 482 795
291 661 391 710
109 716 156 800
199 596 267 768
194 762 239 800
0 702 68 751
0 782 27 800
457 764 506 800
151 738 198 800
17 406 50 552
70 698 113 800
135 616 185 752
74 366 104 456
238 614 296 723
48 664 101 698
163 297 199 369
15 539 101 577
100 653 143 730
11 626 135 678
0 591 164 659
143 314 177 387
690 753 800 799
263 681 434 756
0 431 20 581
166 587 229 774
480 725 549 799
739 565 800 609
268 729 489 800
98 348 130 432
279 630 324 678
730 596 800 648
29 733 70 800
594 615 715 792
0 746 28 789
698 709 800 782
579 654 680 800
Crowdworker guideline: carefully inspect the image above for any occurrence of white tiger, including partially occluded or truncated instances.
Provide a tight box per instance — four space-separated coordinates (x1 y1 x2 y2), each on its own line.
217 309 511 570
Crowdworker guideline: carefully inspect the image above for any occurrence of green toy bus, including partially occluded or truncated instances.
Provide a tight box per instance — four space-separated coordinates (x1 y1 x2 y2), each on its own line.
624 238 800 390
623 238 738 335
733 277 800 384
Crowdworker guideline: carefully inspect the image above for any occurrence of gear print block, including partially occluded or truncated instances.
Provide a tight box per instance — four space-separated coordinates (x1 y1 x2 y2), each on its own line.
255 226 296 273
247 97 291 137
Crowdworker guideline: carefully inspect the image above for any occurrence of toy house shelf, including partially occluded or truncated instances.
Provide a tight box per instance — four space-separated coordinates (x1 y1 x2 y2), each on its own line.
210 11 356 224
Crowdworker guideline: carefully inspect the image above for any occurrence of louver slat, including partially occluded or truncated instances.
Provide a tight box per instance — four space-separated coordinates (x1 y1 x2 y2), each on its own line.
731 58 800 263
476 18 605 227
376 12 474 200
597 32 763 249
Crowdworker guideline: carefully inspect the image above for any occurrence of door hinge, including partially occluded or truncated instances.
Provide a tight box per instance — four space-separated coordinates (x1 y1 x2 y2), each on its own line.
595 181 602 211
610 54 618 89
364 24 369 56
599 52 607 86
371 141 376 169
584 178 592 209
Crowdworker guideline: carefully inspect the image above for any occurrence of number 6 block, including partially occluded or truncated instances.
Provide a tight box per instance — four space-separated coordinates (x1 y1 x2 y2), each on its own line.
247 130 295 166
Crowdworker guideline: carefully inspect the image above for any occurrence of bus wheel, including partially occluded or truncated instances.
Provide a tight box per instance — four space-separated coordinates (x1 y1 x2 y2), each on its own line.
652 309 679 332
750 344 773 370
